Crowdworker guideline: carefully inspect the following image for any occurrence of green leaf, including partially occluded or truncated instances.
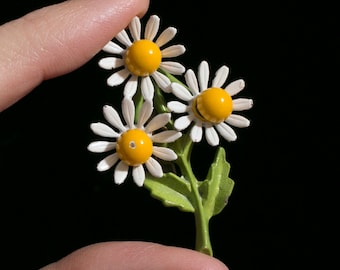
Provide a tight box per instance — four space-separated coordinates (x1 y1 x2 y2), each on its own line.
144 172 195 212
199 147 234 219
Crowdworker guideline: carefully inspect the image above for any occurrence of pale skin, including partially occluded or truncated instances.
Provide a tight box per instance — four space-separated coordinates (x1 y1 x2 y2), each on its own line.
0 0 229 269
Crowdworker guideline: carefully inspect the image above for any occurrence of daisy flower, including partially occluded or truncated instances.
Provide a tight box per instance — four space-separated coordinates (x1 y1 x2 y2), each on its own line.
98 15 186 101
87 98 182 187
167 60 253 146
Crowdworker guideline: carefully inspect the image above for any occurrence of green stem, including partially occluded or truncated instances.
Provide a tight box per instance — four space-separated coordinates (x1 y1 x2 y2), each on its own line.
173 135 213 256
154 70 213 255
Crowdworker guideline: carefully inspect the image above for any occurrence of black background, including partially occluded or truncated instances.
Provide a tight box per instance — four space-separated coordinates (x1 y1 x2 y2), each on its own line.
0 0 338 269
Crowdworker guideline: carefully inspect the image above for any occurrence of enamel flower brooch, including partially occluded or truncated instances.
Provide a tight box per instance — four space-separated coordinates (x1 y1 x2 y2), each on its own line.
88 14 253 256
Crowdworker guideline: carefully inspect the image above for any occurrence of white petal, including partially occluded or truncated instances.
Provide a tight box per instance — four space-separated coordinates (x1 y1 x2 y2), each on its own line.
98 57 124 70
232 98 254 111
185 69 199 96
174 115 192 130
102 41 124 54
129 16 141 41
123 76 138 98
141 76 155 100
115 29 133 47
161 45 186 58
97 153 119 171
153 146 177 161
114 160 129 184
145 157 163 178
107 69 130 87
204 126 219 146
151 130 182 143
198 60 210 91
160 61 185 75
190 124 203 142
137 100 153 128
103 105 126 132
155 27 176 47
226 114 250 128
122 98 135 128
212 65 229 88
145 113 170 133
87 141 116 153
171 82 193 101
225 79 245 96
215 122 237 141
132 165 145 187
167 101 187 113
145 15 160 41
90 122 119 137
151 71 171 92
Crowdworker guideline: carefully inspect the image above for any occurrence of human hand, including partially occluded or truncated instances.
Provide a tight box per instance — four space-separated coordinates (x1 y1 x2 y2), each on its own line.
0 1 228 269
40 241 228 270
0 0 149 112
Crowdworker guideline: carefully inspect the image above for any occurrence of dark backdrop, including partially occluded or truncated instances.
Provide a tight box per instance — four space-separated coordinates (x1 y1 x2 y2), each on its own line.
1 0 338 269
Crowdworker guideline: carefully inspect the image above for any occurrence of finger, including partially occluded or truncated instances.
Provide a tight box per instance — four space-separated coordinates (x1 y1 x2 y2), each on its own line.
0 0 149 112
40 241 229 270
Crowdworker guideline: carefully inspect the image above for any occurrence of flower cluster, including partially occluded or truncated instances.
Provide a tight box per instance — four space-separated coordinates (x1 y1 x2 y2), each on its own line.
88 14 253 256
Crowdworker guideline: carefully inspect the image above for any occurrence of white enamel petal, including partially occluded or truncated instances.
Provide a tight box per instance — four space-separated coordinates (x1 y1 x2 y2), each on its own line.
98 57 124 70
102 41 125 54
226 114 250 128
232 98 254 111
97 153 119 171
103 105 126 132
198 60 210 91
160 61 185 75
161 45 186 58
212 65 229 88
190 124 203 142
155 27 177 47
132 165 145 187
171 82 193 101
115 29 133 47
90 122 119 137
225 79 245 96
137 100 153 128
107 69 130 87
87 141 116 153
204 126 219 146
129 16 141 41
145 157 163 178
152 146 177 161
167 101 187 113
141 76 155 100
145 15 160 41
114 160 129 184
151 130 182 143
151 71 171 92
215 122 237 141
174 115 193 130
145 113 170 133
122 98 135 128
123 76 138 98
184 69 199 96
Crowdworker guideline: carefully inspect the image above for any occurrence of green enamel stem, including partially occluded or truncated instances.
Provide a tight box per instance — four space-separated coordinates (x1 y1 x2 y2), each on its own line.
154 70 213 256
173 136 213 256
133 80 144 121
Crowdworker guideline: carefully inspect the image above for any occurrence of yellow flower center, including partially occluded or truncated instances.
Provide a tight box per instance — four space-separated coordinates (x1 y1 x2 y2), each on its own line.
125 39 162 76
192 88 233 124
116 129 153 166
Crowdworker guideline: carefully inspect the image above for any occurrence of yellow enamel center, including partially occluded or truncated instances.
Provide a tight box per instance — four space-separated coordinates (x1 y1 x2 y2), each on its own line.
125 39 162 76
192 88 233 124
116 129 153 166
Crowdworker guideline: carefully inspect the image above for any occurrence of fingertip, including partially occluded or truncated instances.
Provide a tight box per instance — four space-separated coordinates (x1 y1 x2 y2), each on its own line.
43 241 229 270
